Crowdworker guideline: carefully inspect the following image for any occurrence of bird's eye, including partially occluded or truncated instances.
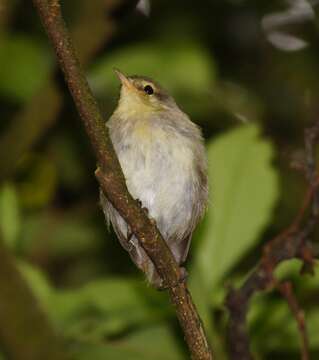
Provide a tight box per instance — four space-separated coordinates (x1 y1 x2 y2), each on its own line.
143 85 154 95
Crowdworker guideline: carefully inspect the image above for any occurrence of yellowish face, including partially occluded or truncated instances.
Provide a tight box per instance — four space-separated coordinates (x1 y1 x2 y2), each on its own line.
114 70 171 116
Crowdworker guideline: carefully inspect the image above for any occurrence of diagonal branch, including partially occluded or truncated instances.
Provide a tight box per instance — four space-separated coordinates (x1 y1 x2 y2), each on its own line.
31 1 213 359
225 121 319 360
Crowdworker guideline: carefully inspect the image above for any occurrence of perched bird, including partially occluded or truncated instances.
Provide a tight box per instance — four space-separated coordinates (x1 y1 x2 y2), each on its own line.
101 69 208 288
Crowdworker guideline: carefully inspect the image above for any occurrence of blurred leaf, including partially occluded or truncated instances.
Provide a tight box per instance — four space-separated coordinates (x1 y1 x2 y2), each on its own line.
50 278 168 339
250 296 319 352
0 34 52 102
19 261 170 342
21 211 103 258
0 183 20 249
89 42 215 94
248 260 319 353
136 0 151 16
262 0 315 52
275 259 319 290
192 124 279 290
189 124 278 359
17 153 58 208
88 41 215 116
50 135 89 190
72 324 184 360
18 261 53 308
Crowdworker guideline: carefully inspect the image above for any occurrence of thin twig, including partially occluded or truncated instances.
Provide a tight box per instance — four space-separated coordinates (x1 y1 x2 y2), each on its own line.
225 121 319 359
277 281 309 360
31 1 213 359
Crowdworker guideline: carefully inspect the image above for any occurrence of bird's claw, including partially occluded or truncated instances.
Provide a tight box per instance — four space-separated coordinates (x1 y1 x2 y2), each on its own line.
135 198 151 216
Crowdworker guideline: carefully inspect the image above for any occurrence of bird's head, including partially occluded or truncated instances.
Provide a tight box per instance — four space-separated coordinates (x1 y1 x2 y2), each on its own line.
114 69 176 116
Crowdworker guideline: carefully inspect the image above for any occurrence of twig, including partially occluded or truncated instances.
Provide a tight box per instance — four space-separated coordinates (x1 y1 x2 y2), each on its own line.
31 1 213 359
225 121 319 360
277 281 309 360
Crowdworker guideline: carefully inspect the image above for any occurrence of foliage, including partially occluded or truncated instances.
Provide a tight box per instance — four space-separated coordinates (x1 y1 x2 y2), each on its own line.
0 34 52 102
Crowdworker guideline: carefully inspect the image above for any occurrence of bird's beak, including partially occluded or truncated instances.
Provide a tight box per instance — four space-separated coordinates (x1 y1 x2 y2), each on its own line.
114 68 133 90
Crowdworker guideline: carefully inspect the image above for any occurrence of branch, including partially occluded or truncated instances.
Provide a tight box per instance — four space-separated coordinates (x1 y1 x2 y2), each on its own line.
225 121 319 360
31 1 213 359
277 281 309 360
0 237 68 360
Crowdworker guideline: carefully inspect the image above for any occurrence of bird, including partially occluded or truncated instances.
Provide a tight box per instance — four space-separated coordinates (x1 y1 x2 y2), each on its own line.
100 69 208 288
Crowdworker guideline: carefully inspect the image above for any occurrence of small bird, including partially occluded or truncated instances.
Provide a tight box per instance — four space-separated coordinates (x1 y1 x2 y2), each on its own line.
101 69 208 288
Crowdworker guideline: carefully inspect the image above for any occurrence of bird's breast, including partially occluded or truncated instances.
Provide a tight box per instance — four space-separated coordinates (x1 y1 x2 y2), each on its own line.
110 118 196 237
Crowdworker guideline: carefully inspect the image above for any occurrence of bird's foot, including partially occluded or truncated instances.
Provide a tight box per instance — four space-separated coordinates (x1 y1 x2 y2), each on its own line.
135 198 151 217
136 198 143 207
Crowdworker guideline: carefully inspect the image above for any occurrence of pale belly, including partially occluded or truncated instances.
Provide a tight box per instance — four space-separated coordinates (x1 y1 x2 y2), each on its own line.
114 129 196 256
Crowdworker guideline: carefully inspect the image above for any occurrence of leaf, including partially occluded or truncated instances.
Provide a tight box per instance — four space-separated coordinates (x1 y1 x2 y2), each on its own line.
18 261 53 308
0 34 52 102
71 324 184 360
88 41 215 116
49 278 169 339
191 124 279 290
249 290 319 352
19 261 170 341
17 153 58 209
0 183 20 249
20 211 103 257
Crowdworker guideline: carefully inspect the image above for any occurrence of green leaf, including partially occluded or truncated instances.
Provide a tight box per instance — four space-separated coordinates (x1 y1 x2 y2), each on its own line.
18 154 57 208
0 34 52 102
0 183 20 249
249 293 319 352
192 124 279 290
188 124 278 358
50 278 169 339
261 259 319 351
18 261 53 308
20 211 103 257
19 261 170 341
88 41 215 116
71 324 185 360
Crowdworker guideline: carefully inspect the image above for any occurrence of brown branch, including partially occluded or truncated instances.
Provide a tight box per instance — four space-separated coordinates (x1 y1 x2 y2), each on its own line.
225 121 319 360
31 1 213 359
277 281 309 360
0 237 68 360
